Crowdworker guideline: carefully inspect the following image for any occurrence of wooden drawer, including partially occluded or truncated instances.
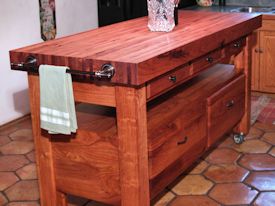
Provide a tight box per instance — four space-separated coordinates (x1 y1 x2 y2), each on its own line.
148 110 207 179
207 74 245 146
146 64 192 100
193 49 222 74
224 38 246 58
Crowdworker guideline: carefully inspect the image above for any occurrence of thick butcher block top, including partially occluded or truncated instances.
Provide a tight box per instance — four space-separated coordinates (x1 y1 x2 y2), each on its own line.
10 11 262 86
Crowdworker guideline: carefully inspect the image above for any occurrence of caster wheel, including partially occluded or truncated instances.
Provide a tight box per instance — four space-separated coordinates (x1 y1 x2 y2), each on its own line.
233 132 245 144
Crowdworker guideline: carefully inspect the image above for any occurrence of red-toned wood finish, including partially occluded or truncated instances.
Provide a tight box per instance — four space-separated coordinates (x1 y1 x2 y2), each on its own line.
9 11 262 206
10 11 261 86
27 74 66 205
207 74 245 146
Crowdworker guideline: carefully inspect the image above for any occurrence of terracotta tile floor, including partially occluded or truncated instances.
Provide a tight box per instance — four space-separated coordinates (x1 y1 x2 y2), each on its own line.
0 118 275 206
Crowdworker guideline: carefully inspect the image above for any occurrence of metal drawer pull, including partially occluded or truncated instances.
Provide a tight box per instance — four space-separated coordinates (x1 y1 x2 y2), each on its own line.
206 57 214 63
177 136 188 145
226 100 235 109
169 75 177 83
233 42 241 48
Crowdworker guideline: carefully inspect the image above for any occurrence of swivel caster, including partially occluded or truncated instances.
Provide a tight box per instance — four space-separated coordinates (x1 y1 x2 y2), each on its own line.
233 132 245 144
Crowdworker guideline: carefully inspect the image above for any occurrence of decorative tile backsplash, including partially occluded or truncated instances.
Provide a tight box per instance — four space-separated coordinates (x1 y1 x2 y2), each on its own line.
218 0 275 7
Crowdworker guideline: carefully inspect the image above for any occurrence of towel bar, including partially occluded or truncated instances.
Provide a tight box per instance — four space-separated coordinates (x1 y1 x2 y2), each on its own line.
10 56 115 79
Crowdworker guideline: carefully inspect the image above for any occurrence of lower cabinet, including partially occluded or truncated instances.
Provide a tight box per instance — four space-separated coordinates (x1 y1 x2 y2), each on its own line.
207 74 245 146
148 64 245 197
252 18 275 93
51 63 246 203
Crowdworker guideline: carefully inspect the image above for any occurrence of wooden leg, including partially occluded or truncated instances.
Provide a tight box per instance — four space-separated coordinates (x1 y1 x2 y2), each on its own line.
57 191 68 206
234 34 253 134
115 86 150 206
28 74 67 206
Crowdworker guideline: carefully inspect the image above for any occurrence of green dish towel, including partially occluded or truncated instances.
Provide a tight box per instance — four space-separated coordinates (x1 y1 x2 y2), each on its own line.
39 65 78 135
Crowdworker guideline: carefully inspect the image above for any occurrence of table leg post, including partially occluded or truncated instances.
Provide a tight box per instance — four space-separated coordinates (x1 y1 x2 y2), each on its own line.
234 34 253 134
115 86 150 206
28 75 67 206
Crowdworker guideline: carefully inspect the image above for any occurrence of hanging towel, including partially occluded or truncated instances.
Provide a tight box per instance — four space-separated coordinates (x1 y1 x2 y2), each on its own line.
39 65 78 135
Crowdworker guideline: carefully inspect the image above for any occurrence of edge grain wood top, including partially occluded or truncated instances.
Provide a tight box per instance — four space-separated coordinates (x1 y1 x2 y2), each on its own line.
10 11 262 85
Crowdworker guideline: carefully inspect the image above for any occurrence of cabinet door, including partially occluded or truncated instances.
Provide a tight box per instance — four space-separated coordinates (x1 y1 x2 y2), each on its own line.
251 31 260 91
259 31 275 93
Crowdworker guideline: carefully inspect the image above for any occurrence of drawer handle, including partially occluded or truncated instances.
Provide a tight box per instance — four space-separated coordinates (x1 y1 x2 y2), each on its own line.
177 136 188 145
169 75 177 83
226 100 235 109
206 57 214 63
233 42 241 48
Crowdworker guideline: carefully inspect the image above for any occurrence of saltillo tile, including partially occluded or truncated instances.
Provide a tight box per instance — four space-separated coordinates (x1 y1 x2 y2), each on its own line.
205 148 240 164
0 155 29 171
217 136 234 148
169 195 220 206
16 163 37 180
0 141 34 155
254 122 275 132
231 139 271 154
209 183 258 205
6 202 40 206
239 154 275 171
246 127 264 140
262 132 275 145
245 171 275 191
0 136 11 146
26 151 36 163
153 191 175 206
171 175 213 195
0 192 8 205
5 180 40 201
204 164 249 183
253 192 275 206
9 129 33 142
0 172 19 191
269 147 275 157
189 160 209 175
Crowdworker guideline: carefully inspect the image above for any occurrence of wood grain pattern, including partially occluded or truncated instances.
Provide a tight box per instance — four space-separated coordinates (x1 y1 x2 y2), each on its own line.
10 11 262 85
150 139 206 198
259 30 275 93
251 19 275 93
52 104 120 204
148 64 242 192
260 19 275 31
251 31 260 91
146 64 192 100
12 11 262 206
234 35 252 135
115 86 150 206
73 82 116 107
27 74 60 206
262 14 275 21
192 49 223 74
207 75 245 146
56 192 67 206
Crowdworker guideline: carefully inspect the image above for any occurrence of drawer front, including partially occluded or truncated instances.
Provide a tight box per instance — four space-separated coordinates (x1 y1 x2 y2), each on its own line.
207 74 245 146
147 64 192 99
224 38 246 58
193 49 222 74
149 114 207 179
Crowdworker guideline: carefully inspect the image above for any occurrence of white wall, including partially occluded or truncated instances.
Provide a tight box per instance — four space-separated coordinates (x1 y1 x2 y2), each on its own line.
0 0 98 126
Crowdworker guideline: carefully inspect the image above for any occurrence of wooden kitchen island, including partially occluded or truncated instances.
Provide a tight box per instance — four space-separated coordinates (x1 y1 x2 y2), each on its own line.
10 11 261 206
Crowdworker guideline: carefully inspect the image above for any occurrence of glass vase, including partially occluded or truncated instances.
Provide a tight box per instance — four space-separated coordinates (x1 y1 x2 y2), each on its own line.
147 0 175 32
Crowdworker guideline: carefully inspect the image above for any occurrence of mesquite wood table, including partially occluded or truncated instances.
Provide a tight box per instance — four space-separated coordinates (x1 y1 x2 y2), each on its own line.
10 11 261 206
